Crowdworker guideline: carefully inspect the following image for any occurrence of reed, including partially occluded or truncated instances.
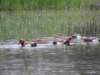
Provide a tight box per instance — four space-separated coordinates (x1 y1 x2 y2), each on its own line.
0 10 100 40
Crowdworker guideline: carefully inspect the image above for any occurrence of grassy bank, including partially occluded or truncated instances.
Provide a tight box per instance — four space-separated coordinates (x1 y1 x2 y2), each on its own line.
0 0 93 10
0 10 100 40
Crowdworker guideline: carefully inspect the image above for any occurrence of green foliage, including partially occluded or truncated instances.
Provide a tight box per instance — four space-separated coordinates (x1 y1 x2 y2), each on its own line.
0 10 100 40
0 0 92 9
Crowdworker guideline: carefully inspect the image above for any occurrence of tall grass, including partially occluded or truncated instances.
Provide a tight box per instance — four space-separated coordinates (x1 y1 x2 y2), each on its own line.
0 10 100 40
0 0 93 9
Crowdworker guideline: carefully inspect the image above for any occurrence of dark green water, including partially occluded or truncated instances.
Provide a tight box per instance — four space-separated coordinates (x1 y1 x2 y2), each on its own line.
0 45 100 75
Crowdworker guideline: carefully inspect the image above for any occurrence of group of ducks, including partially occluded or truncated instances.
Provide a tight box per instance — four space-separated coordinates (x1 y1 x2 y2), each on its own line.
19 33 100 47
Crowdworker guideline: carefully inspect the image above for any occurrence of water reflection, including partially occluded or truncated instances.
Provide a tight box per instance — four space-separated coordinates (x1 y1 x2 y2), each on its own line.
0 45 100 75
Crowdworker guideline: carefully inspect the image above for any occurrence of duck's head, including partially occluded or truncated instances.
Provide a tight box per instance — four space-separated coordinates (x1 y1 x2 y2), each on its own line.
72 33 81 39
19 39 25 47
19 39 24 43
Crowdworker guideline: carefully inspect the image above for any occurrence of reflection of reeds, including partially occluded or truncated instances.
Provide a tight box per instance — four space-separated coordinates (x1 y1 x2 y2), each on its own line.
66 45 100 60
21 48 31 75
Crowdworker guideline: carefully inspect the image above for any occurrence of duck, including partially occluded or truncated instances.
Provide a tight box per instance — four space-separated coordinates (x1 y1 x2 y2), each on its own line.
30 42 37 47
92 38 99 44
19 34 100 47
71 33 82 43
19 39 25 47
64 37 72 46
64 33 82 46
19 39 38 47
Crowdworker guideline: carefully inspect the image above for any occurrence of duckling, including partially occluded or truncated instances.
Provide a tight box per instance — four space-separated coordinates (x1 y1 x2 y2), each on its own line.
70 33 82 44
19 39 25 47
64 37 72 46
31 42 37 47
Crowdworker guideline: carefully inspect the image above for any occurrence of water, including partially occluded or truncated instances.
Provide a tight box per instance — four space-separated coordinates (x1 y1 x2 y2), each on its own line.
0 45 100 75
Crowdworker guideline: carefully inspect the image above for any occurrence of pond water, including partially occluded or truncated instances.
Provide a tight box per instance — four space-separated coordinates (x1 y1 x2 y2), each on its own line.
0 45 100 75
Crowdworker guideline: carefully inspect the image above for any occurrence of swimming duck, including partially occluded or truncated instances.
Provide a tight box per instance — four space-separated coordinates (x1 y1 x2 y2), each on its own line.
19 39 25 47
64 33 82 46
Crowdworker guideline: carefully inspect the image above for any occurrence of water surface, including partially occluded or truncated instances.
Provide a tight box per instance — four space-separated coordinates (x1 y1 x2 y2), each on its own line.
0 45 100 75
